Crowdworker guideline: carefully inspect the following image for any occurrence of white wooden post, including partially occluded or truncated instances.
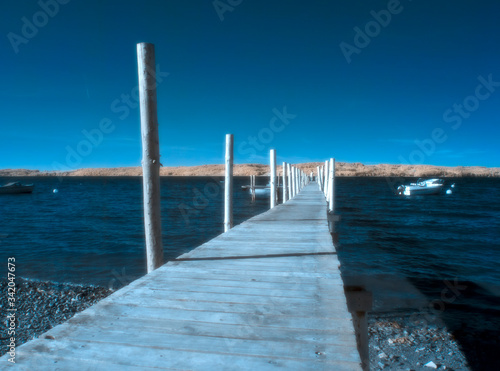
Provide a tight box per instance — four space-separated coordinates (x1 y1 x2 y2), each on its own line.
250 175 255 202
324 160 329 198
329 158 335 213
282 162 288 202
137 42 163 273
288 164 293 199
327 160 332 204
253 175 256 201
317 166 321 190
224 134 233 232
322 166 325 191
295 167 299 195
292 167 296 196
270 149 277 208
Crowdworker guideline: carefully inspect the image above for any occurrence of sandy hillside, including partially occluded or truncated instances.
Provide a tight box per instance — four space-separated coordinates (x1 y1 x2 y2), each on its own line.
1 162 499 177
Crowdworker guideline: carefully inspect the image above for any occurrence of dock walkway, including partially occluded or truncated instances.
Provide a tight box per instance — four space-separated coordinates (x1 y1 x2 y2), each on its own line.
3 182 361 370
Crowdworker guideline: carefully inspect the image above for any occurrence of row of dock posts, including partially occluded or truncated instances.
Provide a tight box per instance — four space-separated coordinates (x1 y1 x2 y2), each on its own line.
223 137 310 232
317 159 372 370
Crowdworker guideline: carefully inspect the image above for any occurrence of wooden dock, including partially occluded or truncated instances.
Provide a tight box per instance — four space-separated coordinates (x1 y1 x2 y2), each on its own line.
3 182 362 370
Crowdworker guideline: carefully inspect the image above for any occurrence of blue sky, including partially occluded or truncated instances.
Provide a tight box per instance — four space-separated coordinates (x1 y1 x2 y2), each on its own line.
1 0 499 170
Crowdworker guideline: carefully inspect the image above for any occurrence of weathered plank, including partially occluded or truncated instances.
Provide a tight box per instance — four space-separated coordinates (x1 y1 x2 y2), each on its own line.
1 182 361 370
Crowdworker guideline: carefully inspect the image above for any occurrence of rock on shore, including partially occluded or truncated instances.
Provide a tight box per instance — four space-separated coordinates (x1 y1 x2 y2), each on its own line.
1 162 499 177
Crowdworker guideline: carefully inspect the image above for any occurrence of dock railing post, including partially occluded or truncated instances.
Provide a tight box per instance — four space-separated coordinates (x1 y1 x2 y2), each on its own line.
345 287 373 371
137 42 163 273
295 167 299 195
324 160 329 199
250 175 255 202
328 158 335 213
283 162 288 202
224 134 234 232
317 166 322 191
270 149 277 208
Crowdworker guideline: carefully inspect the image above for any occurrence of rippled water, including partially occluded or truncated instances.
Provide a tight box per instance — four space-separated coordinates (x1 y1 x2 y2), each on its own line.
335 177 500 299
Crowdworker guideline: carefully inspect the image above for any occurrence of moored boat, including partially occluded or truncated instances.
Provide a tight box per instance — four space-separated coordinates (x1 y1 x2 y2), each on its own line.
0 181 34 194
241 184 283 196
396 178 444 196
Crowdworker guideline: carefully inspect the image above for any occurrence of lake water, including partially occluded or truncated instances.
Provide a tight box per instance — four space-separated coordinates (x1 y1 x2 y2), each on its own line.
1 176 499 366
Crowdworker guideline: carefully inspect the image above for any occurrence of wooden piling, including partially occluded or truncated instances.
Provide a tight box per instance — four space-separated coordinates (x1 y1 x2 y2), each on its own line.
224 134 234 232
317 166 322 191
324 160 329 199
282 162 288 202
137 42 163 273
270 149 277 208
250 175 256 202
329 158 335 213
287 163 292 199
295 168 300 195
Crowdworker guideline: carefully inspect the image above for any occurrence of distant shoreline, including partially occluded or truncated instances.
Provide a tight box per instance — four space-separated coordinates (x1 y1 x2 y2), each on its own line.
1 162 499 178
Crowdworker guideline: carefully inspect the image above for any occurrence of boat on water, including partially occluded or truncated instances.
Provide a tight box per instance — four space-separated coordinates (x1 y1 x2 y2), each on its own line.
396 178 445 196
0 181 34 194
241 184 283 196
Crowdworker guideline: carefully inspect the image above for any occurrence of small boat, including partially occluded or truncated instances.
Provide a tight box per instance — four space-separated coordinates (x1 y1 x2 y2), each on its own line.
0 181 34 194
241 184 283 196
396 178 444 196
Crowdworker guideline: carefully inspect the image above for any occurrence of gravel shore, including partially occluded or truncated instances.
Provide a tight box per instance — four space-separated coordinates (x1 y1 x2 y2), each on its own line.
1 278 472 370
369 311 470 371
0 278 112 357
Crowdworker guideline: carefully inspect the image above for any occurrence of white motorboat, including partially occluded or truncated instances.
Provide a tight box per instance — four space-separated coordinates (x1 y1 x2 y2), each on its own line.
241 184 283 196
396 178 445 196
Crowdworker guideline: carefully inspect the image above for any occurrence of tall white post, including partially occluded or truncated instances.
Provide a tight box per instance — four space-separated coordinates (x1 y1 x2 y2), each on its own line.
250 174 255 202
327 160 332 204
270 149 277 208
317 166 322 190
324 160 329 198
137 42 163 273
295 167 300 195
329 158 335 213
282 162 288 202
224 134 233 232
287 164 293 199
